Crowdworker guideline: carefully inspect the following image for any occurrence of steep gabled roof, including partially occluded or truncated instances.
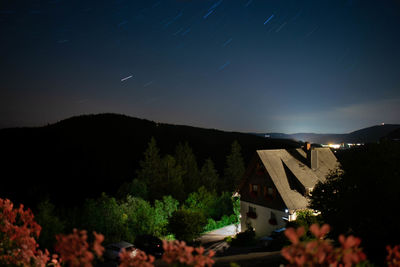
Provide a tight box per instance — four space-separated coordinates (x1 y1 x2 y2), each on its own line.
254 148 339 211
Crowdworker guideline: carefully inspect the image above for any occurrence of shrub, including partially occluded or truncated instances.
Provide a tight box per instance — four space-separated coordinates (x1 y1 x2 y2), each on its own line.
55 229 104 267
168 209 207 243
231 228 256 247
162 240 215 267
281 223 368 266
35 200 65 250
0 198 50 267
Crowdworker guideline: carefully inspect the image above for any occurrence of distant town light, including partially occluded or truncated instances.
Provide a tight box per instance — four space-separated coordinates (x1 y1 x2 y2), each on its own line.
328 144 341 149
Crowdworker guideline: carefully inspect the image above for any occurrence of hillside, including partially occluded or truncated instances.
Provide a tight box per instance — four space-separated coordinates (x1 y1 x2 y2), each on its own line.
0 113 300 208
255 124 400 144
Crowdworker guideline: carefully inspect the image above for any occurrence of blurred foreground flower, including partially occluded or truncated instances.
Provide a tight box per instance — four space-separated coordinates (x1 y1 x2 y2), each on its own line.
55 229 104 267
162 240 215 267
281 223 366 266
0 198 50 267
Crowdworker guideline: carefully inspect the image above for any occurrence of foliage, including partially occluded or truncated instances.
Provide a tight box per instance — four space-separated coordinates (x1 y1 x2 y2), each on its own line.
295 210 319 228
55 229 104 267
281 224 368 266
230 228 256 247
77 193 179 243
119 249 155 267
0 198 50 267
175 142 201 197
159 155 186 202
222 140 245 192
203 215 237 233
162 240 215 267
168 209 207 243
35 200 65 251
137 137 162 185
199 158 219 192
185 187 218 219
309 142 400 263
122 195 157 241
80 193 126 243
386 245 400 267
117 178 148 200
153 196 179 236
185 187 235 222
232 196 240 225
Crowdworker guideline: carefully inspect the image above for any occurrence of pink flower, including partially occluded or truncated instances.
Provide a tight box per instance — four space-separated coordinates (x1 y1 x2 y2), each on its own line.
162 240 215 267
55 229 103 267
0 198 49 267
119 249 154 267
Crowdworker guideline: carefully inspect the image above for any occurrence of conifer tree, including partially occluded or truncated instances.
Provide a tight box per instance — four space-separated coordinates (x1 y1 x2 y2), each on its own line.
175 142 200 195
222 140 245 192
159 155 185 202
136 137 162 187
199 158 219 191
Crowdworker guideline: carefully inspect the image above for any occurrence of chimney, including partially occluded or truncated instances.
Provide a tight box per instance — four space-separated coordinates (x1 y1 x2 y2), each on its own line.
305 142 318 170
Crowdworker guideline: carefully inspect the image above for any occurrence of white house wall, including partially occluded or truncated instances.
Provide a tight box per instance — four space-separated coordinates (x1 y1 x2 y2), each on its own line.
240 200 287 238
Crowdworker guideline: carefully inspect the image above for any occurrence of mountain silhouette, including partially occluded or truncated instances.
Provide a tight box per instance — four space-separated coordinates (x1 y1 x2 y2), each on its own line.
256 124 400 144
0 113 300 208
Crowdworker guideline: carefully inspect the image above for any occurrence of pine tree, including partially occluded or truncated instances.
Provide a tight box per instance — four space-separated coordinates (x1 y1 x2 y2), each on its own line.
136 137 162 201
222 140 245 192
159 155 185 202
175 142 200 195
199 158 219 191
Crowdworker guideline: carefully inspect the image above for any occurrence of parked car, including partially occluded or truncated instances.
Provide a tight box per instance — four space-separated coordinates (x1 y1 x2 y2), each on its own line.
134 234 164 258
260 227 287 251
104 241 137 261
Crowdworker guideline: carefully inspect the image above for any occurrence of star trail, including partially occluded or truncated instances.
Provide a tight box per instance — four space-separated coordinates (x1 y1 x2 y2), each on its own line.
0 0 399 133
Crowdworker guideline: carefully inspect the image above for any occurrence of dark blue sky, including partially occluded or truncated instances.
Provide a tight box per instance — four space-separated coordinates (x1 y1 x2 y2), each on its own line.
1 0 399 133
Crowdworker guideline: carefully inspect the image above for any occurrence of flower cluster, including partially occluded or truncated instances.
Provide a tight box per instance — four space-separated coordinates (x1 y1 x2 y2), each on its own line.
0 198 50 267
119 249 155 267
162 240 215 267
386 245 400 267
281 224 366 267
55 229 104 267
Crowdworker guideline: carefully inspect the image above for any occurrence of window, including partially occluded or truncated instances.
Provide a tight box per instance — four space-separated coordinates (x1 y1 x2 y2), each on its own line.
264 186 275 199
250 184 258 197
247 206 257 219
268 187 273 196
269 211 277 225
252 184 258 192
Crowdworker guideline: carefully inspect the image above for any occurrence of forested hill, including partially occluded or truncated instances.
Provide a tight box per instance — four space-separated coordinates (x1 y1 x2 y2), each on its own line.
255 124 400 144
0 113 300 208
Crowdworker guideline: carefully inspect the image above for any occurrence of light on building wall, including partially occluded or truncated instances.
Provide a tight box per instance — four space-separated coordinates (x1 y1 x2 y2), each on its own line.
285 209 289 213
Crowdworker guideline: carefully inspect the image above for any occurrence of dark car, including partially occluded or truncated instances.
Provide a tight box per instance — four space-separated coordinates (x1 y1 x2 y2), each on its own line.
260 227 287 251
134 235 164 258
104 241 137 262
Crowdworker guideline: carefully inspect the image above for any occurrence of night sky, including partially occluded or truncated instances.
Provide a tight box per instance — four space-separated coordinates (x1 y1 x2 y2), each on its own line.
1 0 400 133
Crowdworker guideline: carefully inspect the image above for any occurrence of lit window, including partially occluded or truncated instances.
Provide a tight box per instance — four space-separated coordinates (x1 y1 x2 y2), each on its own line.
252 184 258 192
268 187 273 195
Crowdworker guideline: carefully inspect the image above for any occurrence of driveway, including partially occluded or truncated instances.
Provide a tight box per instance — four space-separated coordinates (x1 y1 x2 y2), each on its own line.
199 224 240 244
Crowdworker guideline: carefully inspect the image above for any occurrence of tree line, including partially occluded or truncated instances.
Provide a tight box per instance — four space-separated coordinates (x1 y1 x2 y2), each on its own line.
33 137 246 249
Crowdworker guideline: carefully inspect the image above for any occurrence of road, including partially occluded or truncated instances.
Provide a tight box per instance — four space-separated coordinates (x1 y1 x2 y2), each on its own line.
199 224 239 244
198 224 285 267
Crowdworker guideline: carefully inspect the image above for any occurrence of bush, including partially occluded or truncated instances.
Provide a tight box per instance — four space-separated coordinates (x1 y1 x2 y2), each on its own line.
231 228 256 247
35 200 65 250
168 209 207 243
281 224 369 266
204 214 238 232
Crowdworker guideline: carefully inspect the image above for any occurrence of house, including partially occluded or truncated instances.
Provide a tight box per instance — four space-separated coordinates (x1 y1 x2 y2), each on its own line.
237 143 339 237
